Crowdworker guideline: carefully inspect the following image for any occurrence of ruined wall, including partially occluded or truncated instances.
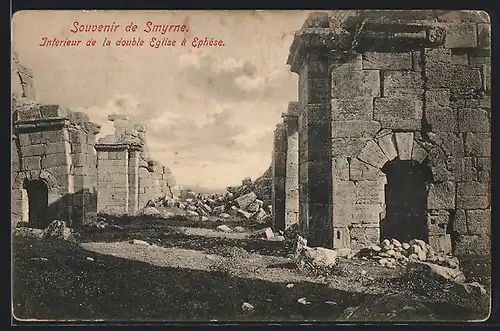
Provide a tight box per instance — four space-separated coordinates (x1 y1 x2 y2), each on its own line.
285 10 491 256
283 102 300 230
12 104 100 227
96 114 177 215
271 123 286 231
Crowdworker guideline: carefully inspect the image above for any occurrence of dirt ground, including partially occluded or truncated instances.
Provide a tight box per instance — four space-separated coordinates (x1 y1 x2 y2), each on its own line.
12 213 491 322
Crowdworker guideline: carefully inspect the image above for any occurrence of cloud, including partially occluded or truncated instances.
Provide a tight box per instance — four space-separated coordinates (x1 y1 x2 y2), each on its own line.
177 52 296 102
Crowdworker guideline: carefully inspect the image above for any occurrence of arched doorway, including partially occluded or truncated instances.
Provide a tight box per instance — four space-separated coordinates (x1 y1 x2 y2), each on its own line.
381 159 432 243
23 179 49 228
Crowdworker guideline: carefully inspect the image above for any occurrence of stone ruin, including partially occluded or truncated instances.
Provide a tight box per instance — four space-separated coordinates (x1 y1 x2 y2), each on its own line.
11 52 177 228
271 10 491 259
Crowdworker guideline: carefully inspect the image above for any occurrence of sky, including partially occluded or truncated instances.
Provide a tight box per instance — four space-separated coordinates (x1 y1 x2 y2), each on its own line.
12 10 313 190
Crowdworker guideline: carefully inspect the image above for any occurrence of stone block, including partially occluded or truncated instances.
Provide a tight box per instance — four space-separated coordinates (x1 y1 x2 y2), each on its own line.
331 69 380 99
461 157 478 182
331 98 373 121
411 142 428 163
332 138 371 157
394 132 414 160
332 181 356 204
427 210 450 235
458 108 490 132
425 89 451 108
332 227 350 249
482 64 491 91
355 181 385 204
453 234 490 257
307 124 330 149
332 156 349 181
29 132 43 145
18 134 30 147
22 156 41 170
453 209 467 234
469 56 490 66
330 54 363 71
465 133 491 157
349 158 384 181
426 63 482 90
427 181 455 209
349 227 380 249
374 97 422 130
352 204 384 225
451 54 468 65
357 140 388 169
17 107 41 121
431 162 454 182
40 104 69 118
331 120 381 138
382 71 423 97
362 52 412 70
332 204 354 226
477 23 491 49
428 132 464 156
457 182 490 209
426 107 458 132
424 48 452 64
308 179 331 204
303 104 330 124
411 50 423 71
466 209 491 235
477 157 491 182
71 153 86 167
41 153 70 168
428 235 452 254
306 77 329 104
376 133 398 161
444 23 477 48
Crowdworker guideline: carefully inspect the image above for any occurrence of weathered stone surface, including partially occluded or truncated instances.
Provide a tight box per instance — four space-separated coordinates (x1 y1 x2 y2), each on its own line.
425 89 450 108
411 50 423 71
426 107 458 132
234 191 257 210
453 210 467 234
332 181 356 204
411 142 428 163
424 48 452 64
331 120 381 138
427 182 455 209
453 234 491 256
374 97 422 130
332 138 371 157
331 98 373 121
355 181 385 204
376 133 398 161
469 56 490 66
477 157 491 182
458 108 490 132
426 63 482 90
428 235 452 254
332 156 349 181
331 69 380 99
451 54 468 65
352 204 384 224
466 209 491 235
394 132 413 160
427 132 464 156
482 64 491 91
477 23 491 49
349 158 384 181
427 210 450 236
465 133 490 157
457 182 490 209
362 52 412 70
357 140 388 169
382 71 423 97
444 23 478 48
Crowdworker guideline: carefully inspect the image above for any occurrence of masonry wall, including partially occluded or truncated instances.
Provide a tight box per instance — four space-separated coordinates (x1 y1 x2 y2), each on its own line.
271 123 287 231
283 103 300 230
285 10 491 256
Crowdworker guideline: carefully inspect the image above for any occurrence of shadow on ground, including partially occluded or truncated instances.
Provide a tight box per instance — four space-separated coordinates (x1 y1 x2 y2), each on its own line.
13 236 487 322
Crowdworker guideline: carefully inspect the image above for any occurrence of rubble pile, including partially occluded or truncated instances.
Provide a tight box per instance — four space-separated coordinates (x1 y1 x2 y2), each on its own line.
356 238 461 270
155 184 272 223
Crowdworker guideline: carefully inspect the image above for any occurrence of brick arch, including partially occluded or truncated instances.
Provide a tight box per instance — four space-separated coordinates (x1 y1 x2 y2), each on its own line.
355 130 429 169
13 169 60 194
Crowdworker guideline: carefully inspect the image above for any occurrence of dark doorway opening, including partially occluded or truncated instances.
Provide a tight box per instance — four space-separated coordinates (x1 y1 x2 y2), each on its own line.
381 159 431 243
24 179 49 228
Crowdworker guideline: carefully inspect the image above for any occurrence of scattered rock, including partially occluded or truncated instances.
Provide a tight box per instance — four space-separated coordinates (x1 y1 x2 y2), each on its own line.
297 297 311 305
219 213 231 219
86 257 95 261
234 192 257 210
273 235 285 242
186 210 199 216
250 227 274 239
42 220 75 241
216 225 232 232
325 301 337 305
286 283 295 288
402 243 410 250
461 282 487 295
408 261 466 283
13 227 43 240
234 226 245 232
130 239 150 246
138 206 161 216
201 216 209 222
241 302 254 311
369 244 382 252
145 200 156 207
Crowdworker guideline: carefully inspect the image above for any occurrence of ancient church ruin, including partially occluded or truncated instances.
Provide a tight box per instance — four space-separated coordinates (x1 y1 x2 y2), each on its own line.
11 52 177 228
272 10 491 257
